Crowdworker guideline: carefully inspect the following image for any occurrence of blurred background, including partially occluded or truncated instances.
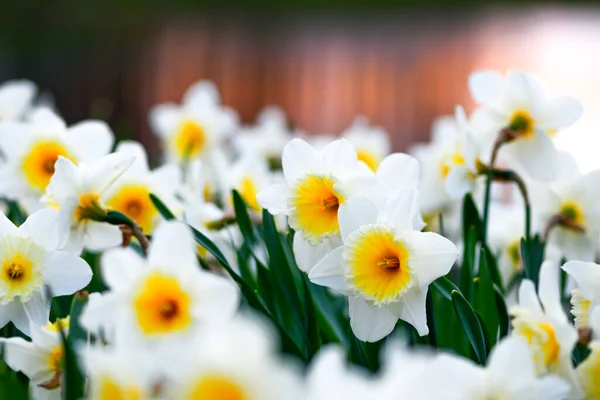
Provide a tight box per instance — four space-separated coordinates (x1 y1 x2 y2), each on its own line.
2 1 600 169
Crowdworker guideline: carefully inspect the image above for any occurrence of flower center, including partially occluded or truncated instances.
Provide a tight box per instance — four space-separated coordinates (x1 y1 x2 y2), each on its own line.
514 318 560 370
356 150 380 172
75 193 107 222
97 376 142 400
188 375 247 400
344 225 413 304
559 200 585 226
47 345 64 374
571 289 592 329
440 150 465 179
107 184 157 233
237 176 260 211
21 140 75 192
0 245 44 303
133 272 191 335
45 316 71 332
174 120 207 160
508 109 535 138
506 240 522 269
290 174 345 243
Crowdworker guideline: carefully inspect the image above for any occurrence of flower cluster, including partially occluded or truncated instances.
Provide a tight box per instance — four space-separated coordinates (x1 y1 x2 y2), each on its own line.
0 71 598 400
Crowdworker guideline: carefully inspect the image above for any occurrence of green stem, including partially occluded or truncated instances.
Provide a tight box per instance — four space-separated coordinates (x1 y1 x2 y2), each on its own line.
481 169 493 244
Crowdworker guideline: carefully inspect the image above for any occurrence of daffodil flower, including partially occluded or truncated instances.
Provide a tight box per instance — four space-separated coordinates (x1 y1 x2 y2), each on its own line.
257 138 373 245
342 116 391 172
149 80 238 165
562 260 600 330
163 315 304 400
510 260 582 397
223 154 272 213
425 337 570 400
576 340 600 399
80 221 239 345
105 141 182 235
309 191 458 341
0 210 91 335
44 152 134 255
0 107 114 212
0 317 70 400
469 70 582 181
0 80 36 122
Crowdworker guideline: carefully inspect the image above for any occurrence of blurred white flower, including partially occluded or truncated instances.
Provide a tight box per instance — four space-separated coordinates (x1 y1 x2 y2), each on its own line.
0 210 91 335
341 116 391 172
149 80 238 165
0 317 70 400
80 221 239 345
163 315 304 400
426 337 570 400
469 70 582 181
488 202 525 286
257 138 372 245
105 141 182 235
223 154 272 213
575 340 600 400
309 191 458 341
510 260 581 396
0 80 36 122
0 108 114 212
562 260 600 330
43 153 134 255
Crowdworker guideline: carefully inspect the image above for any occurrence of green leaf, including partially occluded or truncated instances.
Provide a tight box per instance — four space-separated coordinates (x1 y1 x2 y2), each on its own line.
521 234 546 287
67 291 89 344
451 290 487 365
460 226 478 301
462 193 482 241
302 276 320 357
474 247 499 347
149 193 175 220
494 285 509 339
232 190 256 246
432 276 461 301
105 210 134 227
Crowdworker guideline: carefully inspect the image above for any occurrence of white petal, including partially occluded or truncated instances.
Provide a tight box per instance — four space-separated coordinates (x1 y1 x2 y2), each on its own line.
444 166 475 199
388 288 429 336
338 196 378 242
540 97 582 130
538 260 567 322
0 338 49 381
79 291 121 337
562 260 600 300
487 337 536 388
348 296 398 342
549 228 595 262
148 221 199 272
192 272 240 322
293 235 341 273
517 279 543 316
29 384 61 400
378 189 424 232
282 139 322 184
468 70 505 105
376 153 420 191
257 183 290 215
22 291 50 328
84 152 134 194
66 121 114 162
534 376 571 400
29 108 66 131
151 163 182 194
61 225 85 256
321 138 359 175
5 301 32 336
47 157 80 203
504 70 546 112
18 208 60 250
508 131 558 182
0 80 36 120
43 251 92 296
100 247 146 290
404 231 458 287
0 122 35 157
308 246 348 292
83 221 122 252
115 140 150 176
0 211 18 236
183 80 220 108
149 103 180 137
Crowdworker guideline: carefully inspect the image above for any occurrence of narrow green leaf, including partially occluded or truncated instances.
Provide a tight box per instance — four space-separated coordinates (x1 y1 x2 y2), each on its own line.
67 291 89 344
451 290 487 364
494 285 509 339
474 247 499 347
302 276 320 357
232 190 256 246
149 193 175 220
432 276 461 301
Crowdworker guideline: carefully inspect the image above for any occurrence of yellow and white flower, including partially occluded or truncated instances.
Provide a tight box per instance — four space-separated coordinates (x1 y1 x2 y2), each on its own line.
469 70 582 181
562 260 600 330
105 141 182 235
532 170 600 261
44 153 134 255
510 260 581 396
576 340 600 400
0 107 114 212
0 209 91 335
0 80 36 122
425 337 570 400
257 138 372 245
163 315 304 400
80 221 239 345
309 191 458 341
0 317 70 400
149 80 238 165
222 154 273 213
341 116 391 172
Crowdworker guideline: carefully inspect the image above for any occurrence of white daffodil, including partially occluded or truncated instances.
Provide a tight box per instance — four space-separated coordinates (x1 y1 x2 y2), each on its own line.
0 210 91 335
532 170 600 261
425 337 570 400
257 138 372 245
0 317 70 400
163 315 304 400
43 153 134 255
149 80 238 165
104 141 182 235
488 202 525 286
469 70 582 181
306 346 376 400
0 107 114 212
510 260 581 396
341 116 391 172
576 341 600 400
232 106 293 170
80 221 239 345
82 343 155 400
222 154 272 213
562 260 600 330
0 80 36 122
309 192 458 341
